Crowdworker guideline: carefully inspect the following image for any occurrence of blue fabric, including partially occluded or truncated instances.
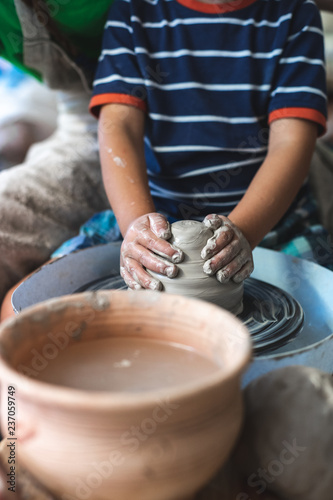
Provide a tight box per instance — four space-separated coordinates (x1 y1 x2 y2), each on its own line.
52 211 121 257
0 58 27 87
90 0 326 221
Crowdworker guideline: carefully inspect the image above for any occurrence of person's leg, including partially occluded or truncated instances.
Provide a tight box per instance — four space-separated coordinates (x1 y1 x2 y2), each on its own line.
0 91 109 303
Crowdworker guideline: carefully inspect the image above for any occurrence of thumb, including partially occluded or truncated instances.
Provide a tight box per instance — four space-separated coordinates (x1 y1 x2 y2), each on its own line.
148 213 171 239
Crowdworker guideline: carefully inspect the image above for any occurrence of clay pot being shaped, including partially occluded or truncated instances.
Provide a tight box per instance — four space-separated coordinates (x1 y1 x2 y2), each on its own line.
0 291 251 500
149 220 244 315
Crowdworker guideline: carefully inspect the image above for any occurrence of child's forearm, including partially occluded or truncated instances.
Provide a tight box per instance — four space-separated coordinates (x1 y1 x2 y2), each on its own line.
228 118 318 249
98 104 155 236
98 103 183 291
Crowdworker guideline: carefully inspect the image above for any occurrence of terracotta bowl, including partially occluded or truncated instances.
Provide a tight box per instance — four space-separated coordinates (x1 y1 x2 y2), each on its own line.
0 291 252 500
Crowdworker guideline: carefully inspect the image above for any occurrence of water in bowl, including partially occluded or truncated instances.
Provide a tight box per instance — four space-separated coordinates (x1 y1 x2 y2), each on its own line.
25 337 220 392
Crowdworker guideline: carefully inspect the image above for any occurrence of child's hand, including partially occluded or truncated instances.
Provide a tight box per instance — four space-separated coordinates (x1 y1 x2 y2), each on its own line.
201 214 254 284
120 213 183 290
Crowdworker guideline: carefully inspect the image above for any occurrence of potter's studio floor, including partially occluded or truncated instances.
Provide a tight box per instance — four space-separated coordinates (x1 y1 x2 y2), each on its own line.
0 441 281 500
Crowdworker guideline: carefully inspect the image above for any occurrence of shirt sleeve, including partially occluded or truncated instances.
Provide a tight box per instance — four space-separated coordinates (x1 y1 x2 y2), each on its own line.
268 0 327 135
89 0 147 118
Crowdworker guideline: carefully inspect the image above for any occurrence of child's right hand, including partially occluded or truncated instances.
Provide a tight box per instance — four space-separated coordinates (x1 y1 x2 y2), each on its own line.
120 213 184 290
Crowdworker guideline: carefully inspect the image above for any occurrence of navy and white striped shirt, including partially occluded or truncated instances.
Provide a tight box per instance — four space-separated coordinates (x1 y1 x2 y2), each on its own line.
90 0 327 221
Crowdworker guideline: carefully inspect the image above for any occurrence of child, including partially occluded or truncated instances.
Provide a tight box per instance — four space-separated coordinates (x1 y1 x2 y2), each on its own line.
90 0 327 291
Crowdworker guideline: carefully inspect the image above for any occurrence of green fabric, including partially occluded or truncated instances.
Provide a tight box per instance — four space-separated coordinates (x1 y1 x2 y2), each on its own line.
0 0 114 80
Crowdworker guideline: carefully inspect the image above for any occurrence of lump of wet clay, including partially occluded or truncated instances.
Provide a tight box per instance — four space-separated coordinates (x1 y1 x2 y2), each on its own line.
232 366 333 500
149 220 243 315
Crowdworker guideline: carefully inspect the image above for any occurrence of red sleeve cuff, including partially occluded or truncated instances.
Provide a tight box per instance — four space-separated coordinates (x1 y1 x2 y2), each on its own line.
268 107 327 136
89 93 147 118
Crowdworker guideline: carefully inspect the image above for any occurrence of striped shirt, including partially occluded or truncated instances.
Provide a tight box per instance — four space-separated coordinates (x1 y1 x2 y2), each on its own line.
90 0 327 221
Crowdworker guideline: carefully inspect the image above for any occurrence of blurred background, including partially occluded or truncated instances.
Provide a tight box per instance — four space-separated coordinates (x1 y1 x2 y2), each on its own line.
0 58 57 172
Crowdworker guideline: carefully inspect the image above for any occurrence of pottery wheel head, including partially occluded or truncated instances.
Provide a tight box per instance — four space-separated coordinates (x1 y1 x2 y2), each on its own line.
170 220 213 248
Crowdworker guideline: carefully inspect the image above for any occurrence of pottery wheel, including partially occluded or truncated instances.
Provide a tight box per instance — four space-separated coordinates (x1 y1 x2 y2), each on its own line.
75 276 304 356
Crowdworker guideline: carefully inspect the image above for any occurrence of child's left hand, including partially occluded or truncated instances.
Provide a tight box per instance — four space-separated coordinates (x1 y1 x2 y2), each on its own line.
201 214 254 284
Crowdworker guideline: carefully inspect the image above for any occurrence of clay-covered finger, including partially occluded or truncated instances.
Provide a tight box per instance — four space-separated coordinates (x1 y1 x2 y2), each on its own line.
125 242 179 278
148 213 172 240
216 254 245 283
203 238 241 275
203 214 223 230
232 260 254 283
135 225 183 263
215 250 250 283
201 225 234 260
120 266 142 290
123 256 163 290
